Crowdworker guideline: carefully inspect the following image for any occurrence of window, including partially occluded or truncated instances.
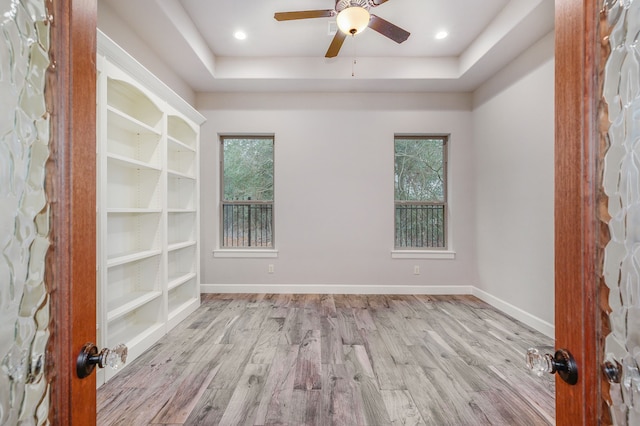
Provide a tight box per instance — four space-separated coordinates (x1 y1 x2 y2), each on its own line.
394 135 447 249
220 136 274 248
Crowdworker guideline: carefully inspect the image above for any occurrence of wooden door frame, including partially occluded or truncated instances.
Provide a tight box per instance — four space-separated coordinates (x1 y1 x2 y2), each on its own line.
47 0 97 423
555 0 605 423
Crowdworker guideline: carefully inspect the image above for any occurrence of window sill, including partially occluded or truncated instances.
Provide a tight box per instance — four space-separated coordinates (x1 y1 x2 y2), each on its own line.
213 249 279 258
391 250 456 260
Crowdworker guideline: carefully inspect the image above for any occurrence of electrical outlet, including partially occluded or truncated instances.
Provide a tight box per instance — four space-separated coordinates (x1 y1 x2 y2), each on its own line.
414 265 420 275
268 264 274 274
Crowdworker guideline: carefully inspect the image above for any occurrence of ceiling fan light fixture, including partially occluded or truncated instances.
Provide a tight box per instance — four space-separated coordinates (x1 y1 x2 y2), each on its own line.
336 6 370 35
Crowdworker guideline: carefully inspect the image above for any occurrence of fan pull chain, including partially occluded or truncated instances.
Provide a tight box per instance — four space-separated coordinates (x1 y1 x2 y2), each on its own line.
352 34 357 77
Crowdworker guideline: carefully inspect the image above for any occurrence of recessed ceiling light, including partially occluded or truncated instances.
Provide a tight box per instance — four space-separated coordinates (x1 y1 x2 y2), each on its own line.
435 31 448 40
234 30 247 40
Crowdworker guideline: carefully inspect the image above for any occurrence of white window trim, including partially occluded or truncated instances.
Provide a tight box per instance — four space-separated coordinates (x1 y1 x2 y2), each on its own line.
391 249 455 260
213 249 279 258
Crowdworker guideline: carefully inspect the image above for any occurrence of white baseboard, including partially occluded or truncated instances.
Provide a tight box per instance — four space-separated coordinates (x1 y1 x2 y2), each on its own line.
200 283 554 338
471 287 555 338
200 283 473 295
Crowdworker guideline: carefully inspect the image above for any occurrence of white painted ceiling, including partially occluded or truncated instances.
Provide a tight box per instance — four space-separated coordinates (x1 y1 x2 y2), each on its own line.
100 0 555 93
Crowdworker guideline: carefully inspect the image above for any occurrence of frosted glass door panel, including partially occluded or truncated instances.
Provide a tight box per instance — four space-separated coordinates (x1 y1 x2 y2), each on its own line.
602 0 640 424
0 0 51 424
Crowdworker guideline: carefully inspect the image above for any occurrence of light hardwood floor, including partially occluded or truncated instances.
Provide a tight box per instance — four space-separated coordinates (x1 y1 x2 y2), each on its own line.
97 294 555 425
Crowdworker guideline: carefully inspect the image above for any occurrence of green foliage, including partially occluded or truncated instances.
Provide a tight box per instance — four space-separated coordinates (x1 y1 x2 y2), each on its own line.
394 138 445 202
223 137 274 201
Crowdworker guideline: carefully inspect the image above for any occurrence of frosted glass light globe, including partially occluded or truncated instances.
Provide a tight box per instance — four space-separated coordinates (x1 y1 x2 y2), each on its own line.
336 6 370 35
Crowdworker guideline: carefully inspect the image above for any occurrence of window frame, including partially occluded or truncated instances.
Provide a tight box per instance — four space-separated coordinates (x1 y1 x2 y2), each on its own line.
393 134 449 251
218 134 275 251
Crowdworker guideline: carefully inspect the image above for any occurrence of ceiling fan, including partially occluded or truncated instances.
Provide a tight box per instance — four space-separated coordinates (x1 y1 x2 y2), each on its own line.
274 0 410 58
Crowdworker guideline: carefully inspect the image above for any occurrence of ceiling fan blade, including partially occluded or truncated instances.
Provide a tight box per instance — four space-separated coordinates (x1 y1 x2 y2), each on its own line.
368 14 410 44
370 0 390 5
274 10 336 21
325 31 347 58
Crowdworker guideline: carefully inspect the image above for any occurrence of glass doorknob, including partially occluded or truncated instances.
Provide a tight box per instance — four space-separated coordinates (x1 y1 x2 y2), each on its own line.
602 355 622 384
602 354 640 392
76 342 128 379
526 346 578 385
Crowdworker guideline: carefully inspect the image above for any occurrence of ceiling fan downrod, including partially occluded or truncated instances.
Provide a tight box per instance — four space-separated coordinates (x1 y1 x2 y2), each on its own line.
335 0 371 14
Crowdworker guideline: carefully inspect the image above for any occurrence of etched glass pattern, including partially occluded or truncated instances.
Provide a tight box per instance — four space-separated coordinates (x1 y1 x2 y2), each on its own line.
602 0 640 424
0 0 51 424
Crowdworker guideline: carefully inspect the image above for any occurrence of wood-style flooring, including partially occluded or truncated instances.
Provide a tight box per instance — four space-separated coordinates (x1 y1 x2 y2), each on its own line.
97 294 555 425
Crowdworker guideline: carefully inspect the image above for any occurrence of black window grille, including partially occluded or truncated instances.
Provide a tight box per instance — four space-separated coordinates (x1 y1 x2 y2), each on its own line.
395 203 445 248
222 201 273 247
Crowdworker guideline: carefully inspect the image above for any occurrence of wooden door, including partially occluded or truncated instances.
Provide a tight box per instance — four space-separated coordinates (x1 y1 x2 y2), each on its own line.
1 0 96 424
47 0 98 424
554 0 631 424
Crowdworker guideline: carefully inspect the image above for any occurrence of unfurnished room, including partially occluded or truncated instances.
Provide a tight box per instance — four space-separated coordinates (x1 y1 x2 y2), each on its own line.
1 0 634 424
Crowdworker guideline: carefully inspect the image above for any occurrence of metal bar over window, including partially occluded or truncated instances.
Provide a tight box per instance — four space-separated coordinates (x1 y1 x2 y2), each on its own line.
222 201 273 247
394 203 445 248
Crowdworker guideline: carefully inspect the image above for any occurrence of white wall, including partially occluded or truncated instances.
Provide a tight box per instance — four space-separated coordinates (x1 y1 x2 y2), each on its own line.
97 1 195 105
197 93 479 292
472 31 555 330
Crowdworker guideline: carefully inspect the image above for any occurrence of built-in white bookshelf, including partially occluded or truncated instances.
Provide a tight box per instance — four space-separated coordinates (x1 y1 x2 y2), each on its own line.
96 31 205 385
